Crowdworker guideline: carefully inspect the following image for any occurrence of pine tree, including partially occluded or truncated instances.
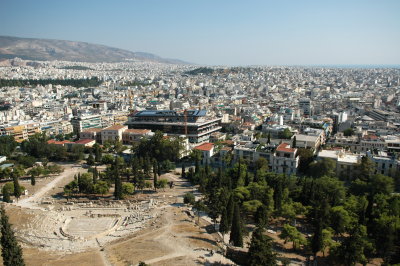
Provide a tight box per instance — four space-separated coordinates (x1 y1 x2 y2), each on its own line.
0 206 25 266
230 202 243 247
248 226 277 266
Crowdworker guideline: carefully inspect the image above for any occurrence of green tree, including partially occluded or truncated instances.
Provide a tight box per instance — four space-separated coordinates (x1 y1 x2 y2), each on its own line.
279 224 306 251
183 192 195 205
279 128 293 139
330 225 372 266
0 206 25 266
308 158 336 178
93 181 109 196
247 226 277 266
86 153 95 166
181 163 186 179
255 204 269 228
219 207 230 235
3 189 10 203
321 228 336 257
0 136 18 156
343 128 355 136
122 182 135 195
357 156 375 182
292 136 297 148
230 202 243 247
329 206 351 236
13 177 21 202
153 160 158 191
114 161 123 200
30 175 36 187
93 143 102 162
297 148 314 174
157 179 168 191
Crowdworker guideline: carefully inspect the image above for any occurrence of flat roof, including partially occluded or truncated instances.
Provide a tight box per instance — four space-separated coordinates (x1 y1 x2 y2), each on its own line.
103 125 126 131
134 110 207 117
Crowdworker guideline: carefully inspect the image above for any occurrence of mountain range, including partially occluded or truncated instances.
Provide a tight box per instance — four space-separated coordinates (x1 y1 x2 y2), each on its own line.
0 36 189 64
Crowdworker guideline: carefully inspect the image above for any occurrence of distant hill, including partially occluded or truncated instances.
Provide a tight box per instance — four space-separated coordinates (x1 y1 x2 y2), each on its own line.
0 36 189 64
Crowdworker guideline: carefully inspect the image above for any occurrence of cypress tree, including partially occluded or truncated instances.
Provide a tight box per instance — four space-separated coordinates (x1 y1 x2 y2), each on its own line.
181 163 186 179
77 173 81 193
157 161 161 177
13 177 21 202
230 202 243 247
30 176 36 187
292 136 297 148
226 195 234 228
93 167 98 184
153 160 158 191
219 207 229 235
247 226 277 266
0 206 25 266
255 204 269 228
114 163 123 200
195 158 200 175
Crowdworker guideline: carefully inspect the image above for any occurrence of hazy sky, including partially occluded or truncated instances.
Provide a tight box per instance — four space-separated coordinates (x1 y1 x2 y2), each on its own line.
1 0 399 66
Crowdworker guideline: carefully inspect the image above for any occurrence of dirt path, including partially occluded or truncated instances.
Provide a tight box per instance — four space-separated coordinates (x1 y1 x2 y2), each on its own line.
15 163 84 210
104 171 235 266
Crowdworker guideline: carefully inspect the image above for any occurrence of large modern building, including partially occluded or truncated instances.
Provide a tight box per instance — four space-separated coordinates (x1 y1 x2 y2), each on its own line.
126 110 222 143
71 114 102 135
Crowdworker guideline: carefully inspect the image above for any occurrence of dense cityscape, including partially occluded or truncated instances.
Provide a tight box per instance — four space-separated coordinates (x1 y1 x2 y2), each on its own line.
1 1 400 266
0 58 399 265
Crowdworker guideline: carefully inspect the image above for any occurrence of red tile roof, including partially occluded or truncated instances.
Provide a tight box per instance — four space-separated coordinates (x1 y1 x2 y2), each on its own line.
74 139 95 145
194 143 214 152
276 143 296 153
47 140 72 145
363 134 379 141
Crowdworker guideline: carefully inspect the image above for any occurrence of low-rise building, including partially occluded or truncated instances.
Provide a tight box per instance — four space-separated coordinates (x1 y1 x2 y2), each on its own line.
194 142 214 165
271 143 299 175
80 128 102 143
101 125 128 144
122 129 153 145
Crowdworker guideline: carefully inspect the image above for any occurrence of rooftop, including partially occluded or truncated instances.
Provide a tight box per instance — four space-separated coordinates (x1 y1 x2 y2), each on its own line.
133 110 207 117
103 125 127 131
82 128 102 133
194 143 214 152
276 143 296 153
124 129 151 134
74 139 95 145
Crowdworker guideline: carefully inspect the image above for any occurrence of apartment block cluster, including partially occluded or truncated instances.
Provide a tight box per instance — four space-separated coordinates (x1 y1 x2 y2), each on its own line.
0 59 399 176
